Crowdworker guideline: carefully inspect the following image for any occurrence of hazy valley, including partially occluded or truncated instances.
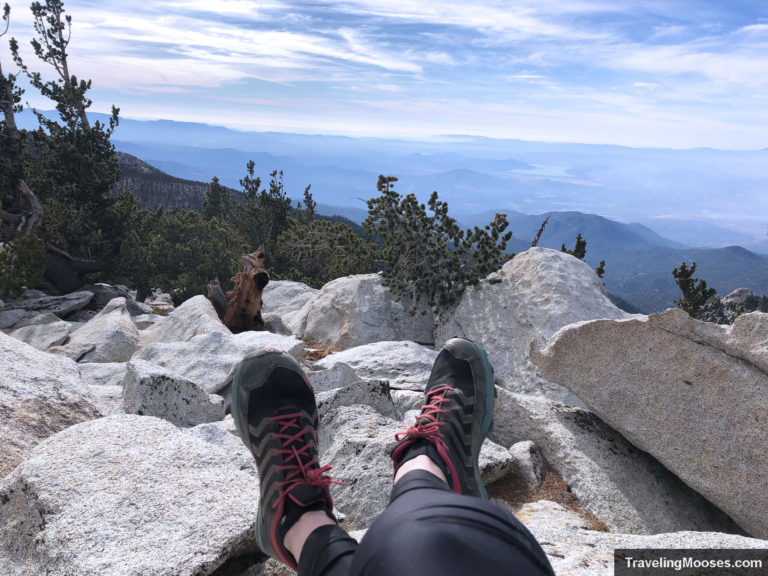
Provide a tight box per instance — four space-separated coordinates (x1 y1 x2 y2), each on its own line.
78 110 768 315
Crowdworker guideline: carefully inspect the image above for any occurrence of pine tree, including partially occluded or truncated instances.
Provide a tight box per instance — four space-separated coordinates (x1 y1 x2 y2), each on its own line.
9 0 121 291
277 187 375 287
561 233 605 277
561 233 587 260
595 260 606 278
232 160 262 251
0 3 24 209
231 163 291 268
202 176 235 223
365 175 512 313
672 261 717 317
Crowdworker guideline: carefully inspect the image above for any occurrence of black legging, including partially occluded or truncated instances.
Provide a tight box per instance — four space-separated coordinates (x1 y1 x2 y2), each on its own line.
298 470 555 576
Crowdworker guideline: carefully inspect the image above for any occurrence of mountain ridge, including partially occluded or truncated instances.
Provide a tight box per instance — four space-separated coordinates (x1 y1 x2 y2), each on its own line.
114 152 768 315
34 108 760 246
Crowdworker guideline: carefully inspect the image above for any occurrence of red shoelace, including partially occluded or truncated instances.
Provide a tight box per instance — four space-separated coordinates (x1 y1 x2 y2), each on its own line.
269 412 343 510
394 385 453 445
392 385 461 492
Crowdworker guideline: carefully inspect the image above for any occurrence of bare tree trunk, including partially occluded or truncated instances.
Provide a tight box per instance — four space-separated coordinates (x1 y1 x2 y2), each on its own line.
45 243 104 293
213 246 270 333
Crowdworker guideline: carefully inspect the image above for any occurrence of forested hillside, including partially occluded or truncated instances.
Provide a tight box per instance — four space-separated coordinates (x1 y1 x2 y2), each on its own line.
113 153 213 212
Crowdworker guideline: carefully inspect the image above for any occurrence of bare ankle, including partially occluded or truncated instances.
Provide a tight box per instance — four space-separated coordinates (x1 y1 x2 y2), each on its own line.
394 454 447 485
283 510 336 563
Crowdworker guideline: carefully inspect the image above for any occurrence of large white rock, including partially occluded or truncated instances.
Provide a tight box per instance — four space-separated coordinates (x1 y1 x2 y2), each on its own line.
0 332 101 478
316 379 397 420
78 362 129 387
436 248 630 402
314 341 438 390
520 500 768 576
0 415 261 576
262 280 319 336
9 317 72 350
319 405 421 529
302 274 435 348
490 388 742 535
123 360 226 427
49 297 140 363
320 404 518 529
531 308 768 539
133 330 305 394
139 294 229 347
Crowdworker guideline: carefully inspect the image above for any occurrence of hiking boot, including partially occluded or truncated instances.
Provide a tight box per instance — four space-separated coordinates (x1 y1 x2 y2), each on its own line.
392 337 496 498
232 348 339 570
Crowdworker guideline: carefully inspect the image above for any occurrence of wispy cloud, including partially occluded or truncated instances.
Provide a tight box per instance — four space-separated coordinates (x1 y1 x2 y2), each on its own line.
4 0 768 148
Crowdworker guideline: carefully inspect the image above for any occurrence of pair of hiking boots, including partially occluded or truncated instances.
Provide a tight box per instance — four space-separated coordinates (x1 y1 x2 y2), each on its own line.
231 338 496 570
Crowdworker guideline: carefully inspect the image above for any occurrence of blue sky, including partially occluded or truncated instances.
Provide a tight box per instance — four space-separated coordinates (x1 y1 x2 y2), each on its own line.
6 0 768 148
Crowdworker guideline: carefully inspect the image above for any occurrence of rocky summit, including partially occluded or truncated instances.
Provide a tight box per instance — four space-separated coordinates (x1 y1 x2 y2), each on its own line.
1 247 766 575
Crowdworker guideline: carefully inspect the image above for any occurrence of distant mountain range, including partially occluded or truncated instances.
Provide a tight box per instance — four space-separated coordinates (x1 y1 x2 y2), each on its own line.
21 109 765 314
18 109 764 247
458 210 768 313
114 152 768 314
109 134 768 254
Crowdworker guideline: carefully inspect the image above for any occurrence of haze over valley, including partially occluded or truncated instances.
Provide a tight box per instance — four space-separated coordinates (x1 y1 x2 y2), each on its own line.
49 111 768 316
58 112 762 246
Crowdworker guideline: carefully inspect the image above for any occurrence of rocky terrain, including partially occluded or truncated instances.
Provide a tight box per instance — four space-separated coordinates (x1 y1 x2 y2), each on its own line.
1 248 766 575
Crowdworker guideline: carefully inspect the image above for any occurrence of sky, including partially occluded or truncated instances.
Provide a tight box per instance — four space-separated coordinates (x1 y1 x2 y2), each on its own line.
5 0 768 149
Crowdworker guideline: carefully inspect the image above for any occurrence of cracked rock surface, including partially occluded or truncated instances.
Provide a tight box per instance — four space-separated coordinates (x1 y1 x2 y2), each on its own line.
0 415 260 576
531 308 768 539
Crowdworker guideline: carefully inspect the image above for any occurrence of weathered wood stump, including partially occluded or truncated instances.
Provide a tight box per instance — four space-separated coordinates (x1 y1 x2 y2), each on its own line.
207 245 269 333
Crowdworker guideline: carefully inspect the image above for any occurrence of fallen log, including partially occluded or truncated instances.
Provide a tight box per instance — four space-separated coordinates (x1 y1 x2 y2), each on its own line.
209 245 269 333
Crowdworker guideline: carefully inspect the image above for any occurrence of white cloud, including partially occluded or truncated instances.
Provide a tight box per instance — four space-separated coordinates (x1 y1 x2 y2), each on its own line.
422 51 456 65
738 23 768 36
508 73 546 81
162 0 268 16
333 0 612 41
613 43 768 89
6 0 768 149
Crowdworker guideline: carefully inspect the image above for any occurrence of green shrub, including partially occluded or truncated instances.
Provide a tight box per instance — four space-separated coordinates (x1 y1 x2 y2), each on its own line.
0 232 46 298
364 175 512 313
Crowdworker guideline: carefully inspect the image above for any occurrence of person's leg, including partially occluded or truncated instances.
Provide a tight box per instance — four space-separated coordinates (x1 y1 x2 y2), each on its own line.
351 337 555 576
231 349 357 575
353 468 554 575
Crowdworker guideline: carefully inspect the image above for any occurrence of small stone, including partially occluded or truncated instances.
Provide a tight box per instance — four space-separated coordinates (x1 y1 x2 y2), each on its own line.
509 440 543 488
306 361 359 392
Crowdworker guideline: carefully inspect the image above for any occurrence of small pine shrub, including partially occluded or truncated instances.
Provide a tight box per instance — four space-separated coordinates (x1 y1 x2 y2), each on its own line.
0 233 46 298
